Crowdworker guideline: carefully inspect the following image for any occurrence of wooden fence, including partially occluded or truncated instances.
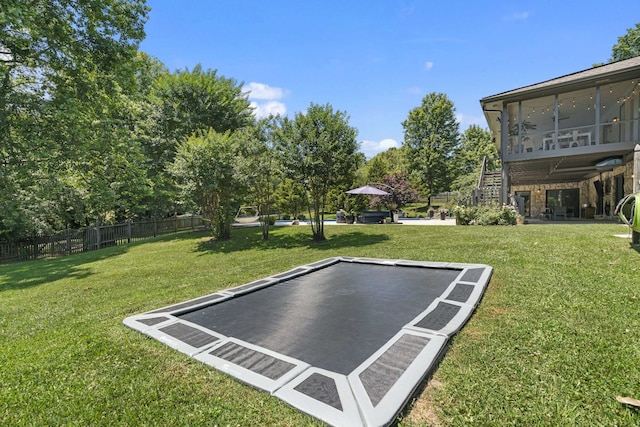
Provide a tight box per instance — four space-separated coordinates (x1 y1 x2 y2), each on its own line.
0 215 206 264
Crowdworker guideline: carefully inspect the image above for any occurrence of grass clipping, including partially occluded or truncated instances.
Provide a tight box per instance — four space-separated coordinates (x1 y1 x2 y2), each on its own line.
616 396 640 408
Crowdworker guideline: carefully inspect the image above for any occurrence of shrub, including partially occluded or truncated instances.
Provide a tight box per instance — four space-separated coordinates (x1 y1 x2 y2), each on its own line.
453 204 518 226
260 215 277 226
452 205 477 225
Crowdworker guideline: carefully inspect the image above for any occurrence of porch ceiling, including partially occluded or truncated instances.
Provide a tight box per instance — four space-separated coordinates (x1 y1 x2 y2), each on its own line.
508 149 630 186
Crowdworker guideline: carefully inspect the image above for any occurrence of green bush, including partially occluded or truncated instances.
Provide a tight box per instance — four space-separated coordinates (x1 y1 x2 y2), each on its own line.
260 215 277 226
453 204 518 226
452 205 477 225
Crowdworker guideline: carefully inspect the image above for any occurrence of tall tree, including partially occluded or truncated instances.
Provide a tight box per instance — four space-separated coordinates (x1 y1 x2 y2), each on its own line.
455 125 497 175
1 0 149 236
451 125 498 195
170 129 240 240
148 64 254 219
273 178 307 221
276 103 360 241
235 117 281 240
153 64 253 164
365 155 390 184
402 92 460 204
611 23 640 62
127 52 175 217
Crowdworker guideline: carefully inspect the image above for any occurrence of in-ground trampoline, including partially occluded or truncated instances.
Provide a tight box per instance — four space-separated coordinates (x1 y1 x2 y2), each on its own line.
124 257 492 427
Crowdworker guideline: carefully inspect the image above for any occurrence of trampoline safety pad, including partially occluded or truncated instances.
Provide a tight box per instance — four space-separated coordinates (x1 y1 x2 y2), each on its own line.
123 257 492 427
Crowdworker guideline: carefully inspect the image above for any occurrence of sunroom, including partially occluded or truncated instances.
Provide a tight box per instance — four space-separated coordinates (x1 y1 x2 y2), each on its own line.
480 56 640 219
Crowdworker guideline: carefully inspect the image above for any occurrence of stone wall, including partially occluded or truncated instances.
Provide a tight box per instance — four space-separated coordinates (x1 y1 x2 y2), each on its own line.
511 163 630 219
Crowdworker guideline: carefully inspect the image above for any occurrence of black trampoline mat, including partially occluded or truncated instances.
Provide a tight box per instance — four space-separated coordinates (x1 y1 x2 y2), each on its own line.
124 257 492 427
179 262 458 374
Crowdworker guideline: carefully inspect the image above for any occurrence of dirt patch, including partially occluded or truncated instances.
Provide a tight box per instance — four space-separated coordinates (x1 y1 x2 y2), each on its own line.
403 378 444 426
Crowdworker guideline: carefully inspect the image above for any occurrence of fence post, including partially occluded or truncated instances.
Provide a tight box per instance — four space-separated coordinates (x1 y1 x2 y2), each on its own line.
127 219 132 244
95 219 101 250
66 228 72 255
153 218 157 237
174 216 178 233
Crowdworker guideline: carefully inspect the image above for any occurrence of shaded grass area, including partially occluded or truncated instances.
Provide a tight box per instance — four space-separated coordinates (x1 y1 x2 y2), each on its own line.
1 224 639 426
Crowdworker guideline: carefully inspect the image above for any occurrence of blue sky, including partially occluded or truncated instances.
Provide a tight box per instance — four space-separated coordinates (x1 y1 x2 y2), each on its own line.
140 1 638 158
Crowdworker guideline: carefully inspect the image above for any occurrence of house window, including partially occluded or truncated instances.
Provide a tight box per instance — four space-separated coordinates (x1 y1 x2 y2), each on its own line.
546 188 579 218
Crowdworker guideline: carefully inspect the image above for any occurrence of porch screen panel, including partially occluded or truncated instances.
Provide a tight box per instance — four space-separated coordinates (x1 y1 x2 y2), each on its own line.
556 87 595 147
615 79 640 143
507 102 519 155
601 79 639 144
519 95 555 153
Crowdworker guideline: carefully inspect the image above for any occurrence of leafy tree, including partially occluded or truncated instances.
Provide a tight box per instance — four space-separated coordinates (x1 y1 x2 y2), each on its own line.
455 125 497 174
1 0 149 236
146 64 254 219
276 103 360 241
235 117 281 239
451 125 498 196
402 92 460 204
128 52 175 217
153 64 253 164
369 173 419 211
274 179 307 220
170 129 241 240
361 146 409 185
611 23 640 62
365 155 389 183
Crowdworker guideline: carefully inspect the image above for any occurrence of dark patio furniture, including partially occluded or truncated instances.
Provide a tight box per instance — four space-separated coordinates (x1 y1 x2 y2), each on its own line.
357 211 389 224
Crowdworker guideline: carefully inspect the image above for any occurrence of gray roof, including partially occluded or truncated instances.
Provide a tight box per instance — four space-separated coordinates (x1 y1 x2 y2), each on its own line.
481 56 640 105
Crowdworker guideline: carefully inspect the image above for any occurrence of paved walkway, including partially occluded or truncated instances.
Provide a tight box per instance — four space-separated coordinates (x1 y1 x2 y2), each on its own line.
273 218 457 227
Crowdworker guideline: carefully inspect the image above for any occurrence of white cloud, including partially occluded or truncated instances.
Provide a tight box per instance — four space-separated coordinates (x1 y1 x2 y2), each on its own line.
424 61 434 71
379 138 398 150
504 11 529 21
251 100 286 119
245 82 288 118
244 82 286 100
361 138 399 158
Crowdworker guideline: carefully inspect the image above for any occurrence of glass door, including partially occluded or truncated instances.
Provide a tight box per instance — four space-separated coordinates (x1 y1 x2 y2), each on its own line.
514 191 531 217
546 188 580 218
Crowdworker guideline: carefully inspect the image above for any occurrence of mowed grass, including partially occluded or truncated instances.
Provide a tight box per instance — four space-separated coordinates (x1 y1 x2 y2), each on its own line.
1 223 639 426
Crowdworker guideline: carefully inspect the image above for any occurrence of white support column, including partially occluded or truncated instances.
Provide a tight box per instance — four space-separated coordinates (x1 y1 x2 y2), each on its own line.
595 87 601 144
554 94 559 144
501 103 509 157
501 163 509 206
634 144 640 193
501 104 509 205
517 102 522 153
633 144 640 244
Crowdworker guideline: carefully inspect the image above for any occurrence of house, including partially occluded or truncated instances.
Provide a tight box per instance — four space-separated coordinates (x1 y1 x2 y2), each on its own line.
480 56 640 219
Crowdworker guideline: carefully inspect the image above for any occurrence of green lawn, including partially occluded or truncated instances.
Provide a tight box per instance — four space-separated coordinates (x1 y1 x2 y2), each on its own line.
1 224 639 426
